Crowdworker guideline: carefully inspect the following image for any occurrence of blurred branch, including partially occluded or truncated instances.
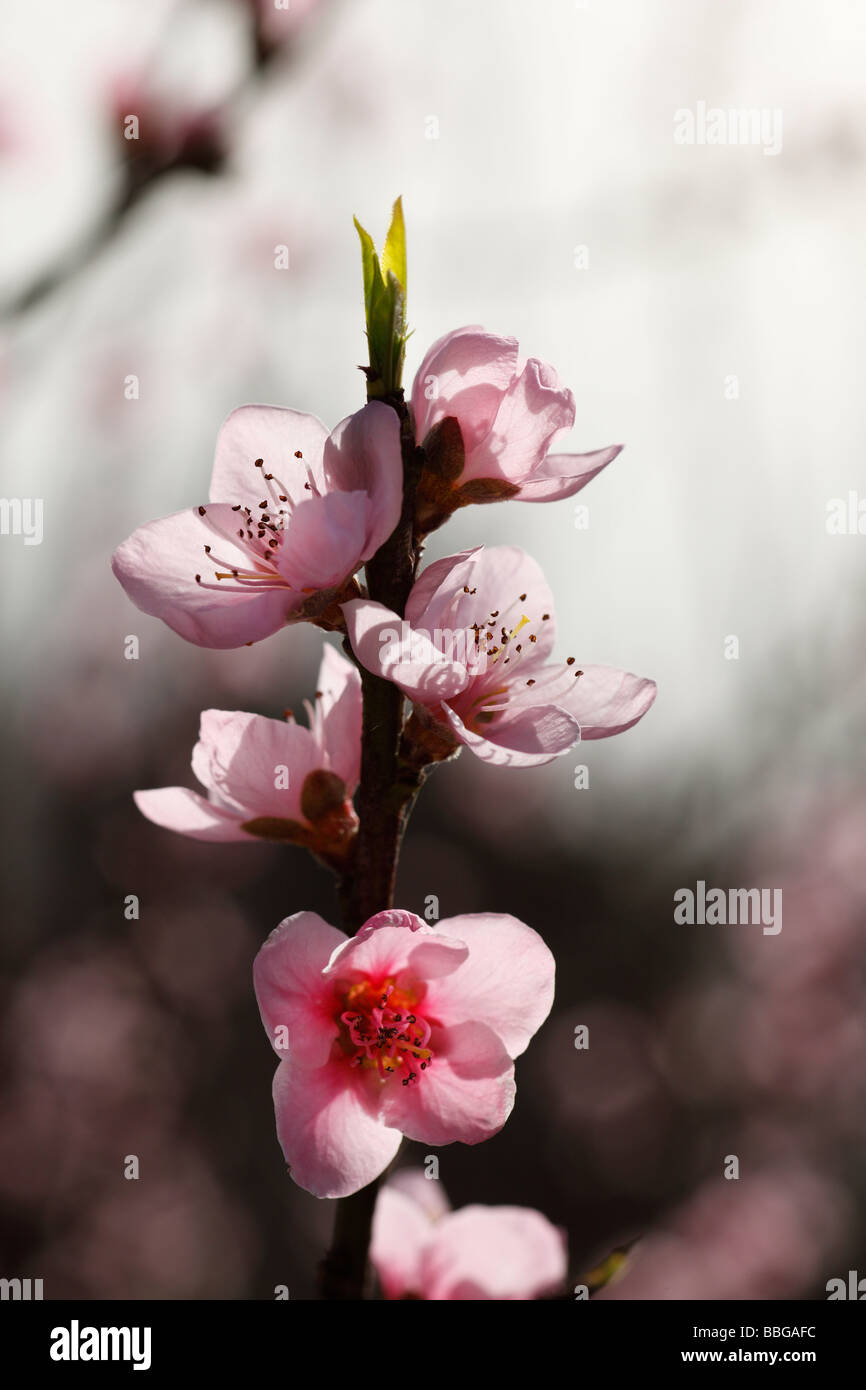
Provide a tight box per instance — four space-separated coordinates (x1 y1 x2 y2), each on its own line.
1 4 296 321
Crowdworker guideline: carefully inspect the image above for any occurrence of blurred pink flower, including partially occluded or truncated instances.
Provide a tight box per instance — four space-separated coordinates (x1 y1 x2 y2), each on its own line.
134 644 360 857
109 73 224 172
371 1170 567 1300
253 909 554 1197
599 1167 849 1301
253 0 325 48
344 546 656 767
411 325 620 529
112 401 402 648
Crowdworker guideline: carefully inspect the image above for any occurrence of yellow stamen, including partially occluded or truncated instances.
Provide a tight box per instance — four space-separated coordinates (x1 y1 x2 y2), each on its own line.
489 613 529 664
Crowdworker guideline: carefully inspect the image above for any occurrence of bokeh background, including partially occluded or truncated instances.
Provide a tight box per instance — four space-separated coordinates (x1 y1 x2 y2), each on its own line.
1 0 865 1299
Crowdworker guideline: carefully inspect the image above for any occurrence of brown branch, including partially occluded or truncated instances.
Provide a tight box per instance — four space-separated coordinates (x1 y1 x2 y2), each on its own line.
1 6 289 321
319 392 425 1300
337 394 424 934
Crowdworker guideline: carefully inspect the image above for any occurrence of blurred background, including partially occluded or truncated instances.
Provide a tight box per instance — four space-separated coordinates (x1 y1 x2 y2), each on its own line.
1 0 865 1299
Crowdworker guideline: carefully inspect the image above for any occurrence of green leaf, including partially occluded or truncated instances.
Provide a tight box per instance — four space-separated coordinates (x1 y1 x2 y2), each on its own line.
353 198 408 396
353 215 383 320
381 196 406 295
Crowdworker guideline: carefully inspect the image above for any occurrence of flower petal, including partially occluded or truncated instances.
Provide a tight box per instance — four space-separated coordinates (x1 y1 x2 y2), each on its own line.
411 547 558 660
421 1206 567 1300
323 402 403 557
133 787 246 841
370 1184 435 1300
380 1020 515 1146
516 444 622 502
461 358 575 485
275 491 369 591
411 326 518 451
253 911 346 1066
442 700 579 767
210 405 328 505
326 912 468 984
315 643 362 791
342 599 471 704
271 1057 402 1198
191 710 320 821
112 508 297 649
405 548 482 628
557 663 657 739
426 914 554 1058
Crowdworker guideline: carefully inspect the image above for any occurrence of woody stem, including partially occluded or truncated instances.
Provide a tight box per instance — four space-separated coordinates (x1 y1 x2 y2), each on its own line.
320 390 423 1300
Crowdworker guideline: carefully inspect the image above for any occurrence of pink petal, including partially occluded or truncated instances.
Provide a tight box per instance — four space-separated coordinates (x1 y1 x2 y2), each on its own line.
420 1206 567 1300
410 547 558 661
516 444 622 502
133 787 246 841
271 1057 402 1198
386 1166 451 1222
191 709 321 821
253 911 346 1067
557 663 657 739
426 914 555 1058
209 405 328 505
370 1184 435 1299
411 326 518 450
380 1020 515 1146
275 491 369 591
325 913 469 984
342 599 471 704
405 548 482 628
315 643 362 791
322 402 403 557
442 700 579 767
111 508 297 649
461 358 575 485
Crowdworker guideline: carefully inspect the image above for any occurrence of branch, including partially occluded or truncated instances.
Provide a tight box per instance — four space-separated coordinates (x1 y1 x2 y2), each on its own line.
319 392 423 1300
1 7 291 321
337 394 424 933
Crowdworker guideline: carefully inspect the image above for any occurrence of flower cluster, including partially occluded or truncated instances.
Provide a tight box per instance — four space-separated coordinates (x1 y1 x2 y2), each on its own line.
113 205 655 1294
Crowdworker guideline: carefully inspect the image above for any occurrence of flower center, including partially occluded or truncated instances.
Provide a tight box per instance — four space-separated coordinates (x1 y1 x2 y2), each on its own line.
339 978 434 1086
442 587 584 729
193 452 321 595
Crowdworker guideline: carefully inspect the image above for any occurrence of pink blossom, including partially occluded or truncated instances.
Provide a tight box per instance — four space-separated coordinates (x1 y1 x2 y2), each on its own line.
112 402 402 648
108 73 224 173
252 0 324 48
411 325 621 529
599 1168 848 1302
343 546 656 767
371 1170 567 1300
253 909 555 1198
134 644 360 856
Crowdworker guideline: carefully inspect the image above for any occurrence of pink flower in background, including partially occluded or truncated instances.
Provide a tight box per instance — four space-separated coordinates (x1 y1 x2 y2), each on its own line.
598 1168 848 1302
134 644 360 859
108 73 225 173
411 326 621 530
344 546 656 767
371 1169 567 1300
112 401 402 648
253 909 554 1197
252 0 324 49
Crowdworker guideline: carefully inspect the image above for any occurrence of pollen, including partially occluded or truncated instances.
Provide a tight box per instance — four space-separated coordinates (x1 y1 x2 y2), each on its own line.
338 978 434 1085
